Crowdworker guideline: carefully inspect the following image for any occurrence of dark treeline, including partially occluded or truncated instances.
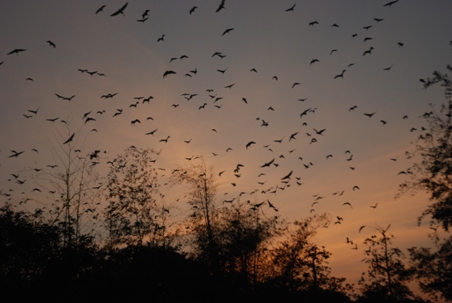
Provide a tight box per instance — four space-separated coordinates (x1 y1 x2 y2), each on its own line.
2 67 452 302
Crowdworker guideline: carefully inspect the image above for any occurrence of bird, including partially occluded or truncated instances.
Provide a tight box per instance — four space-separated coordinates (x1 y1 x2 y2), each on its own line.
110 2 128 16
7 48 26 55
309 21 319 26
364 112 376 118
8 150 25 158
246 141 256 149
334 70 346 79
363 46 374 56
63 133 75 144
163 70 176 78
55 93 75 101
314 128 326 136
353 185 360 191
383 0 399 7
289 132 298 141
374 18 384 22
343 202 353 209
285 4 296 12
261 158 275 168
159 136 170 143
96 5 106 14
310 59 319 65
359 225 366 233
222 28 234 36
47 40 56 48
189 6 197 14
292 82 300 88
216 0 226 12
157 34 165 42
146 129 158 135
384 64 394 71
281 170 293 180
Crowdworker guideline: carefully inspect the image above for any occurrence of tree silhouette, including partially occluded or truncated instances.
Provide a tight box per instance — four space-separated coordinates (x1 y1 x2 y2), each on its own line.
408 238 452 302
269 214 348 293
398 65 452 302
358 224 417 302
105 146 168 247
216 200 281 285
398 65 452 231
170 157 221 271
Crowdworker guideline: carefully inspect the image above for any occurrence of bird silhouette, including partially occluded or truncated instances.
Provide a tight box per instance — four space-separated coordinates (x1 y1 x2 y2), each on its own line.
246 141 256 149
63 133 75 144
110 2 128 16
309 21 319 26
310 59 319 65
216 0 226 12
96 5 106 14
47 40 56 48
8 150 25 158
189 6 197 14
334 70 346 79
363 46 374 56
383 0 399 7
145 129 158 135
364 112 376 118
285 4 296 12
222 28 234 36
261 158 275 168
163 70 176 78
7 48 26 55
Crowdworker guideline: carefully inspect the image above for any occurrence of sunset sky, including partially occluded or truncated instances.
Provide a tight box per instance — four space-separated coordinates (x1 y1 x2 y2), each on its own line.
1 0 451 289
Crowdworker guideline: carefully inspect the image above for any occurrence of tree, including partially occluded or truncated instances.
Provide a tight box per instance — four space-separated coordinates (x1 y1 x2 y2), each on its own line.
398 65 452 302
408 238 452 302
105 146 169 247
398 65 452 231
268 214 348 293
30 122 102 249
216 200 282 285
169 157 221 270
358 224 417 302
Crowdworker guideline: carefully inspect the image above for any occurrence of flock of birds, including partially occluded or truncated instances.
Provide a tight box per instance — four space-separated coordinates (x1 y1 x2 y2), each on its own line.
1 0 450 263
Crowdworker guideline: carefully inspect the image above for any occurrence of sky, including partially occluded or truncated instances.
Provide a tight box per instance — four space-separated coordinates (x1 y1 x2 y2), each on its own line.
1 0 451 290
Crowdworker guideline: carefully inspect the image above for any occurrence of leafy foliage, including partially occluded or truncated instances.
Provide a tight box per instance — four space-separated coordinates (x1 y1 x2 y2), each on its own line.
105 146 169 247
399 65 452 231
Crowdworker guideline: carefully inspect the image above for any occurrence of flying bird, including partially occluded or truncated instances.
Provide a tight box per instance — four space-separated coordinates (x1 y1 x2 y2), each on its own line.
47 40 56 48
285 4 296 12
261 158 275 168
189 6 197 14
222 28 234 36
383 0 399 7
110 2 128 16
8 150 25 158
7 48 26 55
281 170 293 180
163 70 176 78
96 5 106 14
63 133 75 144
216 0 226 12
246 141 256 149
